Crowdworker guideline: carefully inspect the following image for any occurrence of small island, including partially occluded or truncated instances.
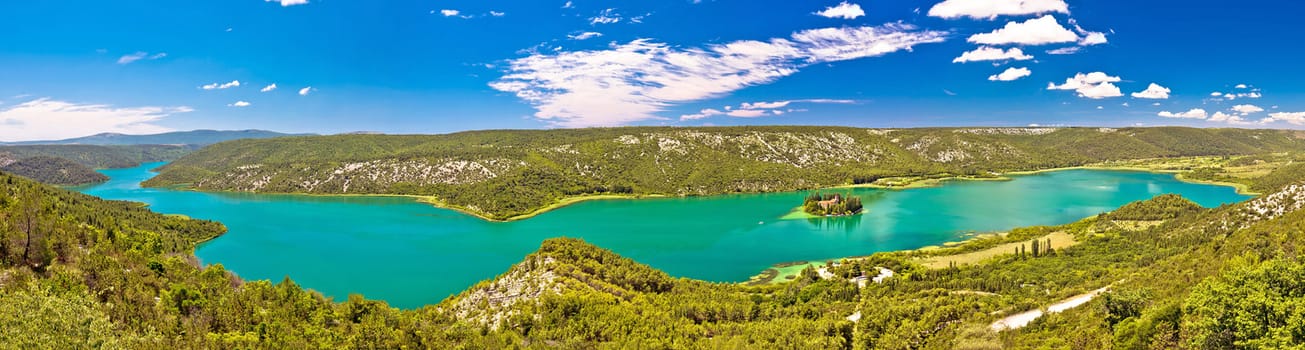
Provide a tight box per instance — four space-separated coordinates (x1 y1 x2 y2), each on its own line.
803 192 864 217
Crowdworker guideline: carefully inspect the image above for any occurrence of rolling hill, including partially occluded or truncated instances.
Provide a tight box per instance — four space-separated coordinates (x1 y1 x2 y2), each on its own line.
145 126 1305 220
3 161 1305 348
0 129 309 146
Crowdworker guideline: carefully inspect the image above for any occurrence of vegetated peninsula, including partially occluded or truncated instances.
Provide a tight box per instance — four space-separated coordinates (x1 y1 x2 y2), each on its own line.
144 126 1305 220
0 144 197 186
803 192 864 216
4 155 1305 347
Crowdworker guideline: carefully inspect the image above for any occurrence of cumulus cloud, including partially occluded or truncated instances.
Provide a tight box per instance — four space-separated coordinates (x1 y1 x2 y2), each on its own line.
1235 84 1248 89
815 2 865 20
201 80 241 90
1231 104 1264 115
568 32 604 40
228 101 251 107
0 98 185 142
117 51 167 65
298 87 314 96
952 46 1032 63
1131 83 1170 99
968 15 1080 46
1048 72 1123 99
1265 112 1305 125
440 9 460 17
260 84 278 92
266 0 308 7
1208 111 1252 125
492 23 946 127
928 0 1068 20
1158 108 1207 119
988 67 1031 81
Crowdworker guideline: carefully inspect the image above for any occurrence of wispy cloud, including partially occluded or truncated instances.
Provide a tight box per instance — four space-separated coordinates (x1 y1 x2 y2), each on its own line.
589 8 622 25
0 98 186 142
265 0 308 7
260 84 278 92
491 23 947 127
568 32 604 40
1265 112 1305 125
228 101 251 107
201 80 241 90
299 86 314 96
680 99 855 121
815 2 865 20
928 0 1068 20
117 51 167 65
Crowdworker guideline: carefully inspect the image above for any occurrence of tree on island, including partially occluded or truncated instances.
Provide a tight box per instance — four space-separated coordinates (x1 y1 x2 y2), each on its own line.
803 192 864 216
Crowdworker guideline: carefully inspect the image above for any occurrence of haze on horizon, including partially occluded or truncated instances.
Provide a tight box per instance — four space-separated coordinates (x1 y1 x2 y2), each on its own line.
2 0 1304 141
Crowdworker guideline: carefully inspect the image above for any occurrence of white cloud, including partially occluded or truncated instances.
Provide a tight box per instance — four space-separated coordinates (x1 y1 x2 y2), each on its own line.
815 2 865 20
1235 84 1248 89
117 51 167 65
1158 108 1207 119
490 11 506 17
298 87 314 96
1210 92 1223 97
1208 111 1252 125
1131 83 1170 99
260 84 278 92
1048 72 1123 99
266 0 308 7
201 80 241 90
440 9 460 17
568 32 604 40
988 67 1031 81
1046 47 1081 55
0 98 185 142
928 0 1068 20
1079 32 1108 46
590 8 622 24
562 1 574 9
952 46 1032 63
681 99 854 121
1266 112 1305 125
228 101 251 107
968 15 1080 46
493 23 946 127
1231 104 1264 115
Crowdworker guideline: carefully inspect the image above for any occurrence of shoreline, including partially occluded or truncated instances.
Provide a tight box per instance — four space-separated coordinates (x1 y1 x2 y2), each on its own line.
147 159 1258 223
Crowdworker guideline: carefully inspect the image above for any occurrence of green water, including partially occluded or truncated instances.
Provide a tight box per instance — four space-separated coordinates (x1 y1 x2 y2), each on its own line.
78 163 1251 308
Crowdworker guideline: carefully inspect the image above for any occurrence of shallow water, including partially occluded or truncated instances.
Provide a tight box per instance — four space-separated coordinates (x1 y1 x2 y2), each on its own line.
78 163 1251 308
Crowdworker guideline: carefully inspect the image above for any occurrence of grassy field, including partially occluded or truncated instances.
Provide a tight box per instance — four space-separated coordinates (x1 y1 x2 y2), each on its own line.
916 231 1079 269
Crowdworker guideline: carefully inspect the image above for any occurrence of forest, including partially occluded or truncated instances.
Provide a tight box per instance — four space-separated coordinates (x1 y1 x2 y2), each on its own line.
0 156 108 186
803 192 864 216
144 126 1305 220
3 149 1305 348
0 145 196 186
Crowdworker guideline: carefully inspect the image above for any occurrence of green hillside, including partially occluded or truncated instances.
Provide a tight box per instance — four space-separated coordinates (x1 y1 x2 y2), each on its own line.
4 163 1305 348
0 129 309 146
146 126 1305 220
0 156 108 186
0 144 196 169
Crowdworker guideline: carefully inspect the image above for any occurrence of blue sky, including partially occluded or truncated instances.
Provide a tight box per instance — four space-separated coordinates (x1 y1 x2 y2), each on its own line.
2 0 1304 141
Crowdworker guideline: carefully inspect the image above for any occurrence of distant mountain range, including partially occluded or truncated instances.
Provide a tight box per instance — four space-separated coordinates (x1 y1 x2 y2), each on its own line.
1 129 312 146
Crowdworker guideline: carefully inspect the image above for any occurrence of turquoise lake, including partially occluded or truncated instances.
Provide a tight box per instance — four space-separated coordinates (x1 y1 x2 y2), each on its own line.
78 163 1252 309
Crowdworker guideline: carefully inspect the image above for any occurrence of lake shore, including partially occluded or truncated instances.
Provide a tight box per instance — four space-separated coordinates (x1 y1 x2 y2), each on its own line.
145 159 1252 223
